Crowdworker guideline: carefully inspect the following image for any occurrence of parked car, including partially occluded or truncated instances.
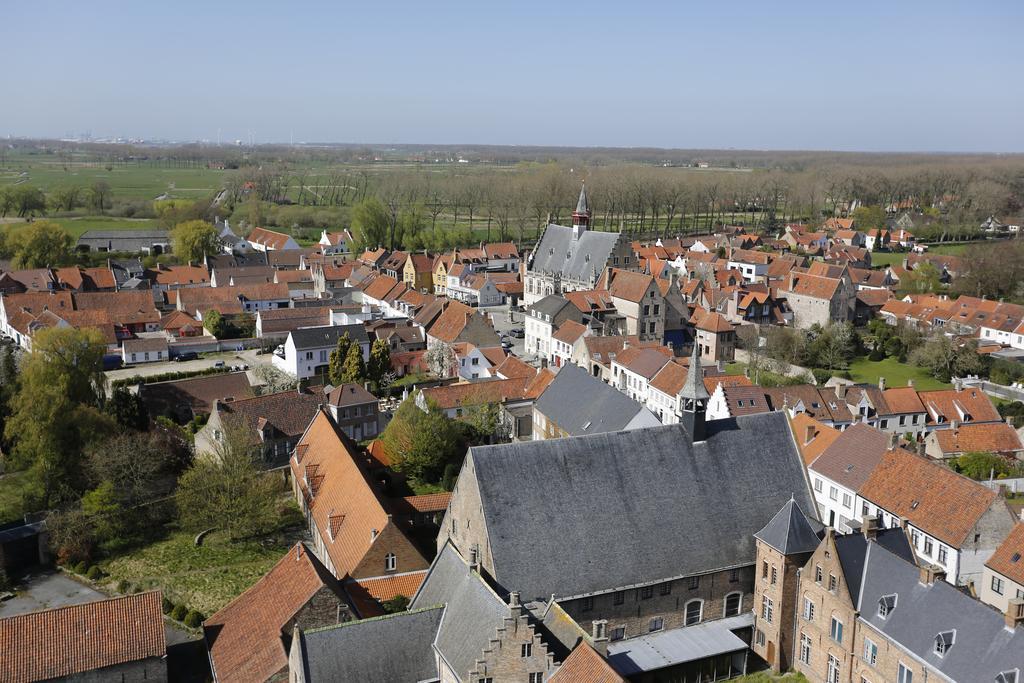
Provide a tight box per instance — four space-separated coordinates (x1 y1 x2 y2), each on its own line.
509 328 525 338
501 340 513 351
175 351 199 362
213 360 225 368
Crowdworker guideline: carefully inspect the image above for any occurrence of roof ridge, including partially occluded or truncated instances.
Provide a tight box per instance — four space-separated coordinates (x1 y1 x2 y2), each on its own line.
304 604 446 635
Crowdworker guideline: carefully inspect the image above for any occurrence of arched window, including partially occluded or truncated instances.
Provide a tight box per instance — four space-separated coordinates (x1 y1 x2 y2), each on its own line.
385 553 396 572
723 592 742 618
684 599 703 626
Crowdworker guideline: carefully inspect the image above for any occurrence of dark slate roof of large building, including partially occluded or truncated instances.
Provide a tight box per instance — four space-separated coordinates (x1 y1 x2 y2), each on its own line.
529 294 573 319
835 528 915 603
754 499 823 555
529 224 620 281
289 323 369 350
535 364 652 436
294 606 444 682
77 230 171 251
856 538 1024 682
468 411 815 600
410 543 511 680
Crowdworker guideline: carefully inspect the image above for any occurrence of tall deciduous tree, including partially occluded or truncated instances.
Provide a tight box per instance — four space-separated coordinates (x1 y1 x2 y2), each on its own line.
8 220 73 268
351 197 389 252
88 181 113 213
367 339 392 386
328 333 353 385
171 219 219 263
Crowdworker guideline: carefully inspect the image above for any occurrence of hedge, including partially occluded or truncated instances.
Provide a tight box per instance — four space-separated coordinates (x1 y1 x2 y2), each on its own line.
183 610 205 628
112 366 231 388
170 604 188 621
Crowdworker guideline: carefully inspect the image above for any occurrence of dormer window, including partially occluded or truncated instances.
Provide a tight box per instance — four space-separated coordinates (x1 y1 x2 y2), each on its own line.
996 670 1019 683
934 630 955 656
878 593 897 618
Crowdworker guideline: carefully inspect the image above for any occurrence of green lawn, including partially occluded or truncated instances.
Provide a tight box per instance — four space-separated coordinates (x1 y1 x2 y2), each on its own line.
846 356 949 391
2 216 161 240
0 161 224 201
732 673 808 683
0 471 35 525
870 251 906 268
98 527 303 616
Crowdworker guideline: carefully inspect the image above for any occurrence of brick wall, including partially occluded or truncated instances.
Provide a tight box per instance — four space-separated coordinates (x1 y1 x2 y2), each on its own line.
352 521 429 580
462 607 556 682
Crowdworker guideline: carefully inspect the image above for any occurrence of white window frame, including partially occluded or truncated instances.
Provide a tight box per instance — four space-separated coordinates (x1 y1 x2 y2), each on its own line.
684 599 704 626
723 592 742 618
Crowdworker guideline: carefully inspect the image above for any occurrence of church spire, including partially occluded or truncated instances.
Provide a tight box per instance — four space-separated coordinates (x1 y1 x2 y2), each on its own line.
571 181 590 238
681 342 710 442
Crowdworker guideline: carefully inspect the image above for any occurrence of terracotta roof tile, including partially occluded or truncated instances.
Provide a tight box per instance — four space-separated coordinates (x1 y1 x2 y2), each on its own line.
0 591 165 683
247 227 295 251
986 523 1024 586
790 413 842 466
918 388 1001 425
881 387 926 415
933 422 1024 455
345 571 429 618
550 642 625 683
859 449 1000 547
493 354 535 379
553 320 587 344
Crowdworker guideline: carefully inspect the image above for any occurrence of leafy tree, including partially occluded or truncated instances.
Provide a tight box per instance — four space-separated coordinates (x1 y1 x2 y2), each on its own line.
328 333 353 385
381 393 464 482
105 386 149 431
951 451 1019 480
910 335 985 382
4 327 114 506
80 481 126 549
203 309 227 338
367 339 392 386
51 186 83 212
340 343 366 384
898 261 941 294
176 418 282 540
171 219 219 263
0 187 15 217
852 205 885 229
381 595 410 613
46 506 97 564
424 341 457 378
351 197 389 251
12 186 47 217
8 220 73 268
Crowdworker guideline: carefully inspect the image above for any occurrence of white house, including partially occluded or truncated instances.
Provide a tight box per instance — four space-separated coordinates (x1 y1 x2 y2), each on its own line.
121 337 168 364
272 324 370 380
319 229 353 254
247 227 300 252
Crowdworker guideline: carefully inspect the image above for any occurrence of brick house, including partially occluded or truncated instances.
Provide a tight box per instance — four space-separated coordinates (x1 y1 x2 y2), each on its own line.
780 267 855 329
598 267 665 342
326 382 380 441
693 309 736 364
203 542 356 683
924 420 1024 460
0 592 167 682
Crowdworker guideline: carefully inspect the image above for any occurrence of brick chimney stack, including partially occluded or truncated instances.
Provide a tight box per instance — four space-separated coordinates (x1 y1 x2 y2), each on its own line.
1005 598 1024 630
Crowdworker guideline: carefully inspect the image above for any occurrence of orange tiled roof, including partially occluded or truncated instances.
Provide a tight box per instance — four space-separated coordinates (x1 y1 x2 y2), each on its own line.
203 543 343 683
933 422 1024 455
247 226 294 250
346 571 429 618
859 449 1000 547
986 523 1024 586
918 387 1001 425
553 320 587 344
493 354 535 380
427 300 479 344
0 591 165 683
790 413 842 466
550 642 626 683
882 387 926 415
603 269 655 303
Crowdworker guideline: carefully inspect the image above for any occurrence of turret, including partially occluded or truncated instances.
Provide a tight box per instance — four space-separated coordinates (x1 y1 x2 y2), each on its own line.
680 343 710 442
571 182 590 239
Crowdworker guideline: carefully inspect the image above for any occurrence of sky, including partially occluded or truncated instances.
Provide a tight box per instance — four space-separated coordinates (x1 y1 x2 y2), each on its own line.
3 1 1023 152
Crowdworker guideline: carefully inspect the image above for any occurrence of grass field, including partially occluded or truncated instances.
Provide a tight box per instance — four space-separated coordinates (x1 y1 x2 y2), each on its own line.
846 356 949 391
2 216 161 240
0 160 224 201
98 527 303 616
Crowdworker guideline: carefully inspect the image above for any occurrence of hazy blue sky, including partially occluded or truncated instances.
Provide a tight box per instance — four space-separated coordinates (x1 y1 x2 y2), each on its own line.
4 1 1022 151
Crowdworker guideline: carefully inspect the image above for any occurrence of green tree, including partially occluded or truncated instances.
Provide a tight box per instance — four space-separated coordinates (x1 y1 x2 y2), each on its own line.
351 197 389 251
4 327 113 506
171 219 219 263
367 339 392 386
852 205 886 230
80 481 126 549
51 186 83 213
12 186 47 217
340 343 366 384
328 333 353 385
898 261 941 294
381 393 463 482
951 451 1018 480
8 220 73 268
203 309 227 338
176 418 282 540
910 335 985 383
105 386 149 432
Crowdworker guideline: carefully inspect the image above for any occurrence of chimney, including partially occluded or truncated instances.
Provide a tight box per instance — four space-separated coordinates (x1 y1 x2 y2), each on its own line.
540 357 548 369
919 563 945 585
804 424 816 445
861 515 878 540
954 377 963 392
917 440 926 456
1006 598 1024 630
509 591 522 618
950 419 960 431
297 378 310 394
469 544 480 569
906 378 914 388
591 620 609 656
889 432 900 449
878 376 886 391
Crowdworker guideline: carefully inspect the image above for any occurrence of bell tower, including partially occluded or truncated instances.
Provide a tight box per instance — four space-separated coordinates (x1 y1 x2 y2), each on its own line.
571 182 590 239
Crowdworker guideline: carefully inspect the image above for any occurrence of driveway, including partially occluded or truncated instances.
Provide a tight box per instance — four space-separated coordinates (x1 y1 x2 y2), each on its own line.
105 349 275 383
1 570 195 647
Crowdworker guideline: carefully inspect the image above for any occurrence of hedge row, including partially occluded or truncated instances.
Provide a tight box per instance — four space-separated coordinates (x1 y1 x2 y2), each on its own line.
112 366 231 388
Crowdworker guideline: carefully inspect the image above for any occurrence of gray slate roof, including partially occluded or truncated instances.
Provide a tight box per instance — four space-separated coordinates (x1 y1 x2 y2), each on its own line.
289 323 369 350
468 411 816 600
835 528 915 603
528 224 620 282
535 364 651 436
529 294 572 320
295 606 444 682
410 543 511 681
856 539 1024 682
77 230 171 252
754 499 823 555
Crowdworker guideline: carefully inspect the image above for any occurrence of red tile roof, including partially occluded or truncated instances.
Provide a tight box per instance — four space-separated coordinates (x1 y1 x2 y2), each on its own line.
550 642 626 683
247 227 295 250
0 591 165 683
346 571 429 618
986 523 1024 586
918 388 1001 425
932 422 1024 456
204 543 344 683
860 449 1001 547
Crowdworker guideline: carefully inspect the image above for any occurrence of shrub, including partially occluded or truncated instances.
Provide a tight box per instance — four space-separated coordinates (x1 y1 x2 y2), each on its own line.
868 348 886 361
183 610 205 628
170 604 188 621
162 596 173 614
85 566 103 580
116 579 131 593
73 561 88 574
811 368 833 385
381 595 409 614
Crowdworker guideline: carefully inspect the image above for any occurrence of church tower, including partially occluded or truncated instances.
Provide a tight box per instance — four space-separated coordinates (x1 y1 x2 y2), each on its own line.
571 182 590 239
680 342 711 442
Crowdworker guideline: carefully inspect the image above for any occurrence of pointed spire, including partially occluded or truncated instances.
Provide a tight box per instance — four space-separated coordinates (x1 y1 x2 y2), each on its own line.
575 181 589 215
680 342 710 402
754 498 822 555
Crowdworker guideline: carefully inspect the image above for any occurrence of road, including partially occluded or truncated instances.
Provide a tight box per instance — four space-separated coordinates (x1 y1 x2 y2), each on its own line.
105 348 274 383
479 305 530 363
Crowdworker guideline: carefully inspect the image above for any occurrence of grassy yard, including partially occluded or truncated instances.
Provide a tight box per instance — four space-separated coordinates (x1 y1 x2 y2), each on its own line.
733 673 808 683
0 471 35 525
870 251 905 268
0 161 224 201
98 526 305 616
2 216 161 240
846 356 949 391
